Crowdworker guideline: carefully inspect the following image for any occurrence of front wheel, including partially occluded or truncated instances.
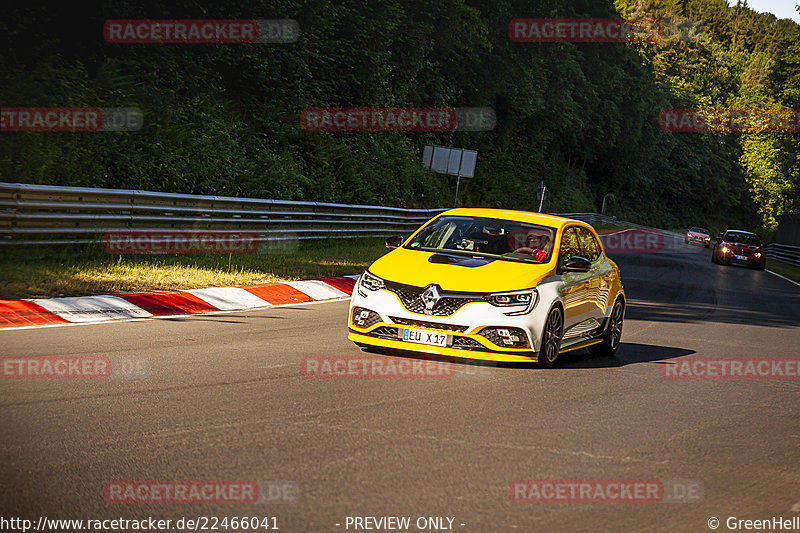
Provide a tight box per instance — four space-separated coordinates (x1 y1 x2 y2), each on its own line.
590 299 624 358
537 307 563 367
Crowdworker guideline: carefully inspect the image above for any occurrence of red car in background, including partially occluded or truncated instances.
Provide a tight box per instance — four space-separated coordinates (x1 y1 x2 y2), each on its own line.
712 230 766 270
686 227 711 247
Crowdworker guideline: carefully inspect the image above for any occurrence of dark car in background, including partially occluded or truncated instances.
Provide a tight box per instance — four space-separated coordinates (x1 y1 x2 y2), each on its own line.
686 227 711 247
712 230 766 270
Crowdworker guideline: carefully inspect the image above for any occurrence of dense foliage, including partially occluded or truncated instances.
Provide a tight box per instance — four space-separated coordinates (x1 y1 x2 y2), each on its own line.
1 0 798 231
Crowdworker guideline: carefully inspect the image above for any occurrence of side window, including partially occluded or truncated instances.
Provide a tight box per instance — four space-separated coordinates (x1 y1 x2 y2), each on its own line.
577 227 600 262
559 227 581 267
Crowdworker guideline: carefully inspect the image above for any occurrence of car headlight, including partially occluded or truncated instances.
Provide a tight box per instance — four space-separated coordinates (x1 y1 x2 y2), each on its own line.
754 252 762 258
484 289 538 316
721 246 729 253
357 271 385 297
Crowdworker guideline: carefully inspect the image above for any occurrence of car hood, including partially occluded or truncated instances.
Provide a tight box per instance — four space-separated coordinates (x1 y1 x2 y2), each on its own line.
368 247 555 292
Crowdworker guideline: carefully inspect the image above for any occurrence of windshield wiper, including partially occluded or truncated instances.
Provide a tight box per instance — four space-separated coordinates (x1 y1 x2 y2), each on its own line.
415 247 491 258
414 246 545 263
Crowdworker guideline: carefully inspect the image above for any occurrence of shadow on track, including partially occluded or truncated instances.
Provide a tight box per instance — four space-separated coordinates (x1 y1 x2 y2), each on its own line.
558 342 694 369
359 341 693 371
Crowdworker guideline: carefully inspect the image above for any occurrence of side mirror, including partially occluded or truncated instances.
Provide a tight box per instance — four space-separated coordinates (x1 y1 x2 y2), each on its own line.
385 236 404 249
561 256 592 273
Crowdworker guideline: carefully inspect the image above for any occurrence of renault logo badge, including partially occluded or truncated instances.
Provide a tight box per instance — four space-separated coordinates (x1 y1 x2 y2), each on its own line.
420 285 441 313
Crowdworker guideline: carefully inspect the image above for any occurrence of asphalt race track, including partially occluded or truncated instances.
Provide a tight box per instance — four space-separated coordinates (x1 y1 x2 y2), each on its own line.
2 241 799 532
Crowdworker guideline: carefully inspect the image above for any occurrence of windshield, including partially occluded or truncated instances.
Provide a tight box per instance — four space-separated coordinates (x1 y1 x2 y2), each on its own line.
724 232 761 246
405 215 557 264
690 227 709 234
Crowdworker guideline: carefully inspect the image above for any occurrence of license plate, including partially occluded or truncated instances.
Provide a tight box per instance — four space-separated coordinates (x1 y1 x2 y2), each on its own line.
735 254 748 260
401 328 451 347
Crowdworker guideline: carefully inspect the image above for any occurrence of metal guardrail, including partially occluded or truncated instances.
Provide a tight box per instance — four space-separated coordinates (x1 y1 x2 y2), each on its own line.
557 213 674 233
0 182 681 246
766 243 800 268
0 182 447 245
556 212 684 238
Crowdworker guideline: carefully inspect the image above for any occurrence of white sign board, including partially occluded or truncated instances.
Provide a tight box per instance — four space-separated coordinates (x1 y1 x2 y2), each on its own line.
446 149 462 175
459 150 477 178
424 145 477 178
422 145 433 169
431 146 451 174
422 145 478 207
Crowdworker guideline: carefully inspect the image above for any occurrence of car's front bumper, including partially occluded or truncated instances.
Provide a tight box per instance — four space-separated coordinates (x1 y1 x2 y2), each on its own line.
348 330 538 363
731 258 765 267
687 235 710 245
717 250 765 267
348 282 543 363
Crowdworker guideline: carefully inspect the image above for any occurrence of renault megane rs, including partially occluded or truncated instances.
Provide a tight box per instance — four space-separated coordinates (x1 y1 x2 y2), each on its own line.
347 208 625 366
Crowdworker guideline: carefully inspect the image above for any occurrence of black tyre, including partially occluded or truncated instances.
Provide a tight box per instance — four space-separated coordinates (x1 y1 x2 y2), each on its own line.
590 299 624 358
538 307 563 367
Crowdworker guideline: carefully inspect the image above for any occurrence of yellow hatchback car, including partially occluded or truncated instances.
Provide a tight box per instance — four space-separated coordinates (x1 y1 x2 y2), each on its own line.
347 208 625 366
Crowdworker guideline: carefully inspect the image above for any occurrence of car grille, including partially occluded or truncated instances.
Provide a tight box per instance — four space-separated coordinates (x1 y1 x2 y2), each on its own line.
359 328 528 354
451 337 484 348
389 316 468 333
384 281 483 316
371 326 399 338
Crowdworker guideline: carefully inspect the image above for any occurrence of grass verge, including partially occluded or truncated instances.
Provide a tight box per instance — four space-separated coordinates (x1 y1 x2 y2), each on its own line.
0 223 711 300
0 238 389 299
766 257 800 285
